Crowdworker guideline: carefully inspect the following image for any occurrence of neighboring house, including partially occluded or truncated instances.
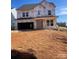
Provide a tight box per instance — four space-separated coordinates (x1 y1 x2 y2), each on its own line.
11 8 17 29
11 0 57 30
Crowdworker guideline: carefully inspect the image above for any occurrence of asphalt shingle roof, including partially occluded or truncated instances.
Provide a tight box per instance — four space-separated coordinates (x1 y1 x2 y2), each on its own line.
17 4 39 11
17 2 56 11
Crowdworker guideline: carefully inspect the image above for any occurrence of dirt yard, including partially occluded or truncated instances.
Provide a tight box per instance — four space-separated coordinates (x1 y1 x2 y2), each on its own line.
11 30 67 59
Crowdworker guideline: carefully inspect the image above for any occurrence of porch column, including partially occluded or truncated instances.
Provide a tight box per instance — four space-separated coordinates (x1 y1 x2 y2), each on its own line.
53 17 57 28
34 20 37 29
43 19 47 29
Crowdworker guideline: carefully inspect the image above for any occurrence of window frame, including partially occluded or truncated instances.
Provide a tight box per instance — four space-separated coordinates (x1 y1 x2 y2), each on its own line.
47 20 50 26
26 12 29 17
38 10 41 15
22 12 25 17
50 20 53 26
48 10 51 15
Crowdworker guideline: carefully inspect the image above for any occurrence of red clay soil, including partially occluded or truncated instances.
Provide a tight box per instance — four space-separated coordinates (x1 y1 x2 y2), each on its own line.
11 30 67 59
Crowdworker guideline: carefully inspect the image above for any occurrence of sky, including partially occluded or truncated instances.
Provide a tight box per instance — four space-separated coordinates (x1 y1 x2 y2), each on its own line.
11 0 67 23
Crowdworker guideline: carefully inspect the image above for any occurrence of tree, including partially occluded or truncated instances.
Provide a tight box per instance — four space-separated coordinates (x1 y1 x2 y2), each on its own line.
57 22 67 27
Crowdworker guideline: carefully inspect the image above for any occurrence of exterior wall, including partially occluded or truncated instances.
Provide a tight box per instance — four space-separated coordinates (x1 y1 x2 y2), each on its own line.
17 10 35 18
17 2 55 18
33 5 48 17
29 10 35 17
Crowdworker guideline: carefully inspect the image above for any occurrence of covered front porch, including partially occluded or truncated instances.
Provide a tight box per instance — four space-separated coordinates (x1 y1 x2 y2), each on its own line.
34 16 57 29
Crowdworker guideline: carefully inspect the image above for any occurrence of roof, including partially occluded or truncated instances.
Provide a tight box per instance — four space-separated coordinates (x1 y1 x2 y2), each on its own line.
17 2 56 11
49 2 56 7
17 4 39 11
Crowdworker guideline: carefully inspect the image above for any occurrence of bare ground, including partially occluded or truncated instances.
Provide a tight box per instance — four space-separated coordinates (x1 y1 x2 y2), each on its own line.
11 30 67 59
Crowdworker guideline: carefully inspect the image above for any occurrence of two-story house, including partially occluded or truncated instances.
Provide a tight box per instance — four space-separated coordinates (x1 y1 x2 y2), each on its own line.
12 0 57 30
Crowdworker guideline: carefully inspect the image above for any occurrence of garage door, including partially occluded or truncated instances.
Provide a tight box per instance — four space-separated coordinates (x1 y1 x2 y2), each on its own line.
18 22 34 30
36 20 43 29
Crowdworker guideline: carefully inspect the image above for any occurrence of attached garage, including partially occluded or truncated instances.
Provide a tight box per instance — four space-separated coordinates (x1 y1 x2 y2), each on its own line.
18 22 34 30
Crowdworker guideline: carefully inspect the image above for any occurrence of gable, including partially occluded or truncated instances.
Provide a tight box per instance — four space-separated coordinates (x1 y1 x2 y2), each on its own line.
34 4 46 10
41 1 56 9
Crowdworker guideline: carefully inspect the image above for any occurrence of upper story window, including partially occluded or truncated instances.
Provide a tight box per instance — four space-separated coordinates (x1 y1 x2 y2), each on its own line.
38 10 40 15
22 12 29 17
22 12 25 17
48 10 51 15
26 12 28 17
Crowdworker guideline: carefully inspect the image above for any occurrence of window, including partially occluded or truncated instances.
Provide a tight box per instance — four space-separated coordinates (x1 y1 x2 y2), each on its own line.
22 12 29 17
26 12 28 17
47 20 53 26
22 12 25 17
50 20 53 26
47 20 50 26
48 10 51 15
38 10 40 15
